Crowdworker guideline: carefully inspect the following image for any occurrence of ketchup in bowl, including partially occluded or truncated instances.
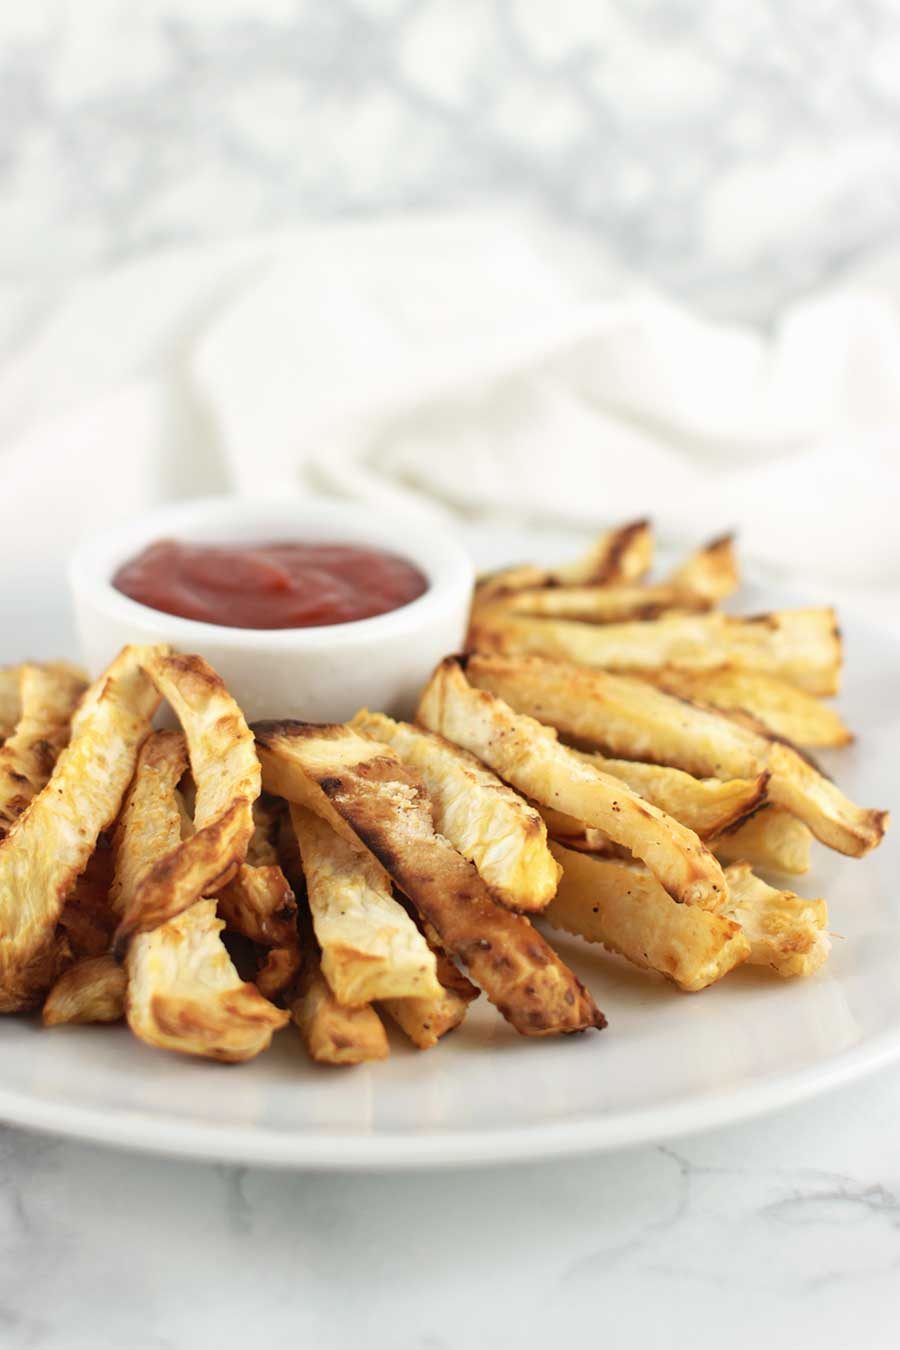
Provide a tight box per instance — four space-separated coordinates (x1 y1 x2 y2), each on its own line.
112 539 429 630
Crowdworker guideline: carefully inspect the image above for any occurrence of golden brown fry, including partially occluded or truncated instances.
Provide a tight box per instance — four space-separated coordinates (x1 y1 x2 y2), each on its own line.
255 944 300 1001
0 645 163 1012
215 798 299 999
216 861 300 1000
711 806 812 875
380 989 468 1050
764 740 887 858
536 803 622 855
465 652 760 776
481 583 710 625
217 860 297 949
0 666 22 742
544 843 749 992
647 667 853 748
255 720 604 1037
722 861 829 977
474 563 552 601
42 954 126 1026
667 534 739 603
127 900 289 1061
291 803 441 1005
245 797 284 867
481 536 738 627
56 842 117 959
476 519 652 601
464 654 886 857
432 948 480 1003
350 708 560 912
555 519 654 586
276 820 390 1062
381 950 479 1050
114 651 261 945
0 664 88 838
578 753 768 838
290 958 389 1065
416 659 727 910
110 731 189 917
113 731 287 1061
474 531 734 626
468 607 842 696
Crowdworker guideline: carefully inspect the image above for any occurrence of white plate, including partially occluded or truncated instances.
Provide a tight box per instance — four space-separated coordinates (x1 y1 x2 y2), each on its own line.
0 539 897 1170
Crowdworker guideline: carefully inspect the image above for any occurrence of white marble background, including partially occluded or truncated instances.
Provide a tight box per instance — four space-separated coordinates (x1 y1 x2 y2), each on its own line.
4 0 900 320
5 1073 900 1350
4 4 900 1348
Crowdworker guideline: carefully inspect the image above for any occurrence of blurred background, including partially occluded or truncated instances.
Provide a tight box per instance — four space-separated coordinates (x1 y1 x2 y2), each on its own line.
3 0 900 626
6 0 900 319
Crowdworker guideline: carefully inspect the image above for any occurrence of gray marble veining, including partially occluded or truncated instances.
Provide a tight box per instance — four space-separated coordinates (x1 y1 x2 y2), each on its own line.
5 1062 900 1348
3 7 900 1346
3 1 900 320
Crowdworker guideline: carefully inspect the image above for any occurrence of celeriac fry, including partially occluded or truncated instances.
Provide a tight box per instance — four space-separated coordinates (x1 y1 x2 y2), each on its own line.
216 862 300 1000
464 653 886 857
114 731 287 1061
42 954 126 1026
215 798 300 1000
276 804 391 1062
476 519 653 601
350 708 560 912
256 945 300 1001
290 957 389 1065
291 803 441 1005
416 659 727 910
711 806 812 875
544 843 749 992
0 644 163 1012
647 667 853 748
109 731 188 919
541 800 816 878
764 740 888 857
127 900 289 1061
255 721 604 1037
56 842 117 959
0 666 22 742
667 533 739 603
217 861 296 947
245 797 283 866
0 664 87 838
481 535 739 627
114 651 261 945
433 948 480 1004
381 951 479 1050
468 607 842 696
536 803 623 856
552 519 654 585
481 583 711 625
722 861 829 977
578 753 768 838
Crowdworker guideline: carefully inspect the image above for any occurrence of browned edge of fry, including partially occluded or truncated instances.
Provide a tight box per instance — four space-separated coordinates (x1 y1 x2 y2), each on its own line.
254 719 606 1038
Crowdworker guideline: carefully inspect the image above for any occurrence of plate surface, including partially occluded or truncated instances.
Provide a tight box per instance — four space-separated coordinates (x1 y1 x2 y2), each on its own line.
0 536 897 1169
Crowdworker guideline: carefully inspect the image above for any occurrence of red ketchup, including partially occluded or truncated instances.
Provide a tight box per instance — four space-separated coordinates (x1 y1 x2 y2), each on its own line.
112 539 428 630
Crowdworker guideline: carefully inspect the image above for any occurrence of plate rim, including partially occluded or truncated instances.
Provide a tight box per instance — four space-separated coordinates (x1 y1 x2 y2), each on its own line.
2 1024 900 1169
0 564 896 1170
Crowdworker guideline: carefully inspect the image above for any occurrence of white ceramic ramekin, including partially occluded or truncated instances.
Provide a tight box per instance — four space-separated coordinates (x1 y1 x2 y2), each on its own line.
69 495 474 722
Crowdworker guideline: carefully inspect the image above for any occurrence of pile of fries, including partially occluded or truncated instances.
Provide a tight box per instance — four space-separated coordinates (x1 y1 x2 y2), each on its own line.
0 523 889 1067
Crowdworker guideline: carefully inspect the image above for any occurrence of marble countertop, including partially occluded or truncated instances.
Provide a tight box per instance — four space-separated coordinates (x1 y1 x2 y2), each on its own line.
0 537 893 1350
4 4 900 1344
5 0 900 324
4 1064 900 1350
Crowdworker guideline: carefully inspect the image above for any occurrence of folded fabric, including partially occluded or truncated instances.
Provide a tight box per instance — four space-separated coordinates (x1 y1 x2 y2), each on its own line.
1 209 898 605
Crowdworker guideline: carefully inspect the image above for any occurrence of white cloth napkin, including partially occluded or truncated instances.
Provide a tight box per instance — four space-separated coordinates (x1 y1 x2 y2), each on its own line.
2 209 899 615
